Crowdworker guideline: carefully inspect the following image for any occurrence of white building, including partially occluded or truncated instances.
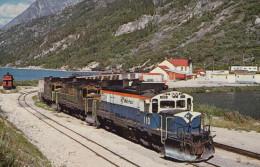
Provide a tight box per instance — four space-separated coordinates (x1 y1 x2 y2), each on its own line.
230 66 259 72
142 73 164 82
207 72 260 84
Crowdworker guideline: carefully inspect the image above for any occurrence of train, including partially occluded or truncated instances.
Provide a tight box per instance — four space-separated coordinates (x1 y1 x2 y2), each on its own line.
38 75 215 162
2 72 15 90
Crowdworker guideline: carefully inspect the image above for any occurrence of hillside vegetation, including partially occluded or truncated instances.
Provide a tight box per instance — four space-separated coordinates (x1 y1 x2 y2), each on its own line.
0 0 259 70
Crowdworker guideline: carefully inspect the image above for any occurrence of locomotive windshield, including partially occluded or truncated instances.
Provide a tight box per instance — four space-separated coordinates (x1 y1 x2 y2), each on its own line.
160 101 175 108
176 100 185 108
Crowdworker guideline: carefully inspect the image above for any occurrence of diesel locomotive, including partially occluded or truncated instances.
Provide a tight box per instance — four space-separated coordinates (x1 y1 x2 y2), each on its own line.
39 76 215 162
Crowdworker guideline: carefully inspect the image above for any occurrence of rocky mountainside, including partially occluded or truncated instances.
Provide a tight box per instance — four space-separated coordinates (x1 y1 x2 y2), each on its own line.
3 0 83 29
0 0 259 71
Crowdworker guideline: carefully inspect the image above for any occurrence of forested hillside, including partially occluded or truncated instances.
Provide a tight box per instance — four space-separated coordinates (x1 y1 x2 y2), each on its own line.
0 0 259 71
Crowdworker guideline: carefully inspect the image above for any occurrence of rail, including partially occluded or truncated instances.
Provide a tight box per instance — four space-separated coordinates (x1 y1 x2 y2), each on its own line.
18 91 139 167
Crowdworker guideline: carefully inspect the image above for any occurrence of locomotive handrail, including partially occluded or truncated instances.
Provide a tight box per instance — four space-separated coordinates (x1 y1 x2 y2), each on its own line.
159 115 164 144
165 116 174 140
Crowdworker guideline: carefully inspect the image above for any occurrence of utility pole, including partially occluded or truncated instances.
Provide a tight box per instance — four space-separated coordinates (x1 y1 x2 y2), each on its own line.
212 56 215 72
243 54 245 66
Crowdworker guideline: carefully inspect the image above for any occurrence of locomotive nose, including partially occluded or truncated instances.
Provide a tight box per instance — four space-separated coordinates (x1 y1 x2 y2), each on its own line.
164 139 197 161
164 139 215 162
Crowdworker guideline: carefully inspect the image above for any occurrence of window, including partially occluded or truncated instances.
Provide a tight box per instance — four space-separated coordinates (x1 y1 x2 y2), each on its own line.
176 100 185 108
185 67 187 71
187 98 192 111
160 101 175 108
181 67 183 71
82 88 87 97
144 103 150 113
152 99 158 113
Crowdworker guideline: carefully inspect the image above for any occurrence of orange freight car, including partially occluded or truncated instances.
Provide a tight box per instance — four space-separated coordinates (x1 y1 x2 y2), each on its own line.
2 72 15 90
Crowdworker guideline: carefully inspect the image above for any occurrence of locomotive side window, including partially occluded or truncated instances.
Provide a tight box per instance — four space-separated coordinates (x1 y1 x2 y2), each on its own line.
82 88 87 97
160 101 175 109
187 98 192 111
144 103 150 113
176 100 185 108
152 99 158 113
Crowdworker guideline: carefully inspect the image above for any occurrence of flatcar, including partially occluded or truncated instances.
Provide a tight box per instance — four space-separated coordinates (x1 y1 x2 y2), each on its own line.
39 78 215 162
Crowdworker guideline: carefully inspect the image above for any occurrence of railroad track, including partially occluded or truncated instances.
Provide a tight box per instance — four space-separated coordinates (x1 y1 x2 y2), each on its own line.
18 91 140 167
191 161 220 167
214 142 260 160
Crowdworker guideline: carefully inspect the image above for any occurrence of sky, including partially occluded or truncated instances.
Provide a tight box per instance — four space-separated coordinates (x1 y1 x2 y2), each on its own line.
0 0 35 27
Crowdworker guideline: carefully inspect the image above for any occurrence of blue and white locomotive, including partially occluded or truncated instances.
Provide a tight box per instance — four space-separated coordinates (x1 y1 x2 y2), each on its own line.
92 82 215 162
40 77 214 162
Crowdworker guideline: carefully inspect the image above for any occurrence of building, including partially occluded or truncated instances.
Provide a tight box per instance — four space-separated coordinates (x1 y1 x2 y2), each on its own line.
230 66 259 72
158 59 192 73
141 73 164 82
196 68 206 76
149 59 193 81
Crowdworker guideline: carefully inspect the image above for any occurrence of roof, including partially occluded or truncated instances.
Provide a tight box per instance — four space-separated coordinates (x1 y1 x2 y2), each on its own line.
145 73 163 75
166 59 189 66
165 69 187 74
197 68 205 72
158 65 169 71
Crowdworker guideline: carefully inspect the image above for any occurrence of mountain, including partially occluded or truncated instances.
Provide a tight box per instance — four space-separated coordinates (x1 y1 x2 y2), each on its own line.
0 0 259 71
3 0 83 29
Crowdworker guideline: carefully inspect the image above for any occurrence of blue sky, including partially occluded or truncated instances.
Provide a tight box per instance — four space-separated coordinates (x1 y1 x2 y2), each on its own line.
0 0 35 27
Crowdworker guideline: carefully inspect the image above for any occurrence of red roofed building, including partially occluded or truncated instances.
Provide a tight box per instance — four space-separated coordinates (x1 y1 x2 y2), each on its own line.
159 59 192 73
149 59 193 81
196 68 206 76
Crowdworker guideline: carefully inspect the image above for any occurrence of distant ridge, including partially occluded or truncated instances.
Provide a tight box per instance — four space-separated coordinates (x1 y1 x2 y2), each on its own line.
4 0 83 29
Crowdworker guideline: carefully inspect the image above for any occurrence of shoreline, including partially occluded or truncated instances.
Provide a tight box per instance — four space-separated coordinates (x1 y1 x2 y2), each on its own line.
176 85 260 93
0 67 100 73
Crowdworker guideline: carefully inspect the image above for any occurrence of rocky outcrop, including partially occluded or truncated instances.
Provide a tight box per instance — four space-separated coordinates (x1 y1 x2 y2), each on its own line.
4 0 83 29
114 15 153 37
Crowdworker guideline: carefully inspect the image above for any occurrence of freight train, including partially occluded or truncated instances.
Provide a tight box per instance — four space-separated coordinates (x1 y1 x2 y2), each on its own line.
39 76 215 162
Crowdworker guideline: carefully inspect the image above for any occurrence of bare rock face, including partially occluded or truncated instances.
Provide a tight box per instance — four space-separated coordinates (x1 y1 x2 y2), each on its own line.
255 17 260 25
114 15 154 37
4 0 83 29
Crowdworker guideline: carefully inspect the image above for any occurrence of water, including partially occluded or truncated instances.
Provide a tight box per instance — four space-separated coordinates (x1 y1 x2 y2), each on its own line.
0 68 97 81
192 91 260 119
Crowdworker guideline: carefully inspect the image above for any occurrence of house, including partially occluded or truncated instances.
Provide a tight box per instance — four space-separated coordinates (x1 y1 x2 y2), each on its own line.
149 59 193 81
158 59 192 73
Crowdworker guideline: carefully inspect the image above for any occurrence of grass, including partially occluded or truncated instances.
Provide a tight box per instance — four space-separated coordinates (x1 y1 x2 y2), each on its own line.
0 80 38 87
0 108 51 166
32 95 55 112
0 87 20 94
175 86 260 94
194 103 260 133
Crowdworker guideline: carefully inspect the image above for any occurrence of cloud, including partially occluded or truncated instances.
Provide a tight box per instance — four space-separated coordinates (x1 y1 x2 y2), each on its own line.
0 18 11 25
0 3 30 26
0 3 30 18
